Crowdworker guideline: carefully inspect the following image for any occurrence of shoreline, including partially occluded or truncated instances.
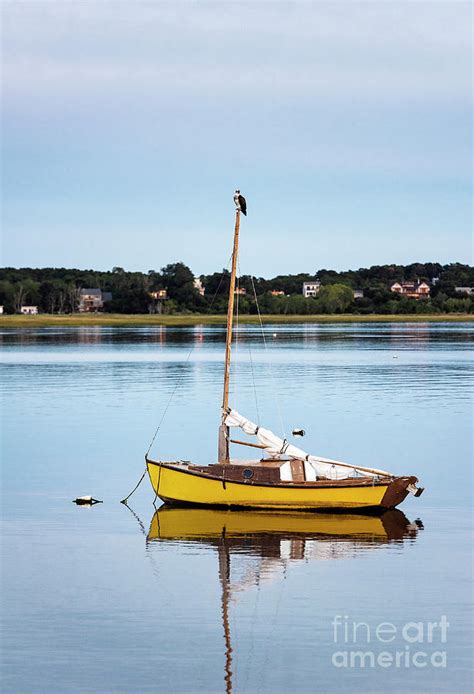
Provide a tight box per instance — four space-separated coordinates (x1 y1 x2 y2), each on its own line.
0 313 473 327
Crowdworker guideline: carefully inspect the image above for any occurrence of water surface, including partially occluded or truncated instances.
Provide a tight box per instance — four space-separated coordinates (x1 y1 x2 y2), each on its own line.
1 323 472 692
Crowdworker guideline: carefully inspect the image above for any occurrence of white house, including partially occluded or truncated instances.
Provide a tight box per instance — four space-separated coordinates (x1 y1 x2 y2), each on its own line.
302 281 321 298
0 306 3 314
353 289 364 299
454 287 474 295
79 289 112 312
193 277 205 296
390 281 430 299
20 306 38 315
149 289 168 300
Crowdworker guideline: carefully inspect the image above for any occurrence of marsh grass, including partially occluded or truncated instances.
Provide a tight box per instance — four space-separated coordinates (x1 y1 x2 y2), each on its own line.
1 313 473 327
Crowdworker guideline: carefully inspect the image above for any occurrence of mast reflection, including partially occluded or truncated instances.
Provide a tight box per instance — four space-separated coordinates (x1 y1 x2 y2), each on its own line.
146 507 422 693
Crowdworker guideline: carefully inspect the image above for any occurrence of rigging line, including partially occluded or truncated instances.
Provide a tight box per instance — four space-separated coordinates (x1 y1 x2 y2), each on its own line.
248 335 260 426
250 274 286 439
122 260 234 502
233 274 240 404
237 261 260 425
207 254 233 313
146 258 233 458
145 345 195 457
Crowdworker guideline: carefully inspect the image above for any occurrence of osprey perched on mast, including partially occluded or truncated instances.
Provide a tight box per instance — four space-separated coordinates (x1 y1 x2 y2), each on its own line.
233 190 247 216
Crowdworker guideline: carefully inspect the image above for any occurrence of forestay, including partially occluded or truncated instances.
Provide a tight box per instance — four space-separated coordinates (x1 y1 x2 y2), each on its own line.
224 409 392 480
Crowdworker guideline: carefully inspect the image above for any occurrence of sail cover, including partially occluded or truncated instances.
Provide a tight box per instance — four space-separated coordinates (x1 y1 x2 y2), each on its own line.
224 409 391 480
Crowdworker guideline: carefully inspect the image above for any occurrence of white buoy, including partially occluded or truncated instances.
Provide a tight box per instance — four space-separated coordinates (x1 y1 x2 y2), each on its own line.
273 333 277 337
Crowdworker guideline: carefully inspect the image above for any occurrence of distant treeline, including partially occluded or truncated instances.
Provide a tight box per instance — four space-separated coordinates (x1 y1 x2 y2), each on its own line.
1 262 473 315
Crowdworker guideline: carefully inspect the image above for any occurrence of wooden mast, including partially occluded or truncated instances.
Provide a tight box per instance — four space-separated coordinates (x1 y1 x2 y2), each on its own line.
218 208 241 463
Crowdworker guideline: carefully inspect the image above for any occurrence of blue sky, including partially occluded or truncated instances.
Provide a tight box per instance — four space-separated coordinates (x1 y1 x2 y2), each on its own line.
1 1 472 276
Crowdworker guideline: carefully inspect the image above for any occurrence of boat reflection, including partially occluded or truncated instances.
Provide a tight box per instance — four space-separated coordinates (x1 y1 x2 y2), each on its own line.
145 507 422 693
147 506 422 560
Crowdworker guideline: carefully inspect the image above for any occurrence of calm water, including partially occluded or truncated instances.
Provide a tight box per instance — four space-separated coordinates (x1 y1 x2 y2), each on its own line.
1 323 472 693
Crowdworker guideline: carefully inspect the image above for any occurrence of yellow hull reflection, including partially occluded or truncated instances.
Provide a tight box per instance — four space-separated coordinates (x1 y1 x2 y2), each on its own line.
147 506 417 545
147 461 390 511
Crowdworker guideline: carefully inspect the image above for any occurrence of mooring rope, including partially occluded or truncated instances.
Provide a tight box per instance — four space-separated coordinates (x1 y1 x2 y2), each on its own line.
120 469 148 504
120 498 147 535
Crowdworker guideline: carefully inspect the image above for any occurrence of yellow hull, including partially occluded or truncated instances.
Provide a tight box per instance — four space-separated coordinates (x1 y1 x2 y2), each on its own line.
146 461 393 511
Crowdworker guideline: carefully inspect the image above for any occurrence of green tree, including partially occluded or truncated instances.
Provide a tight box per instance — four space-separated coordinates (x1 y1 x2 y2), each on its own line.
202 270 230 299
39 280 68 313
13 280 40 312
444 297 472 313
286 295 309 314
316 284 354 313
0 280 14 313
161 262 197 308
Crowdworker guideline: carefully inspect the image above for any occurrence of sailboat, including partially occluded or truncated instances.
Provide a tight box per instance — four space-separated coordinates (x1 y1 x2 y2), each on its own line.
146 196 424 511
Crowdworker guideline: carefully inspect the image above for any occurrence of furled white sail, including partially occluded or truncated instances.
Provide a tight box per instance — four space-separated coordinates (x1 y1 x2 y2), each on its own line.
224 409 392 480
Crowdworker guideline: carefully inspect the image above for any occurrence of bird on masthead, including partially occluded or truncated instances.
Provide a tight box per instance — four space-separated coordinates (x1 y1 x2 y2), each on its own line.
233 190 247 216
